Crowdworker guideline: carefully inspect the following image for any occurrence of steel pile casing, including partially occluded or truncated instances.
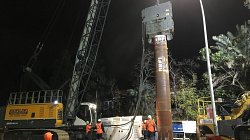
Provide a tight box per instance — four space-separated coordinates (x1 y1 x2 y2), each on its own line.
154 35 173 140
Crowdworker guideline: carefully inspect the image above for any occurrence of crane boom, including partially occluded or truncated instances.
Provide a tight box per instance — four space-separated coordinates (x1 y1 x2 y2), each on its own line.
0 1 111 139
64 0 111 124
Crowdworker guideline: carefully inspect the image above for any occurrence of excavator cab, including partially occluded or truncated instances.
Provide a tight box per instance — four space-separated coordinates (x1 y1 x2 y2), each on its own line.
197 91 250 139
76 102 97 125
196 97 238 138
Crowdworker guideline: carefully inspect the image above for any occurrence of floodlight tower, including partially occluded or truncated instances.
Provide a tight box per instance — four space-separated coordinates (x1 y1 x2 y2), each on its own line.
142 1 174 140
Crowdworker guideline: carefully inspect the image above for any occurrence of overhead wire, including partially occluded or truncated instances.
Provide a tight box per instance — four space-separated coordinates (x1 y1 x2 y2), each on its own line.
101 21 147 140
57 0 86 89
40 0 66 44
24 0 66 71
120 21 147 140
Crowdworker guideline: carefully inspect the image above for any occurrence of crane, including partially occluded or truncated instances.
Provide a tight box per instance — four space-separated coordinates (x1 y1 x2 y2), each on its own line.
64 0 111 125
0 0 111 139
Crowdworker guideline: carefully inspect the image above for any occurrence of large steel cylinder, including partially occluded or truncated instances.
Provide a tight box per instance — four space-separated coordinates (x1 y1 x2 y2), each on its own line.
154 35 173 140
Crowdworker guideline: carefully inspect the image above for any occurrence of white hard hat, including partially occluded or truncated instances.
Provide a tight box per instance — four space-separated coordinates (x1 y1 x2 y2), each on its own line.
148 115 152 119
46 132 53 135
86 121 89 124
98 119 101 122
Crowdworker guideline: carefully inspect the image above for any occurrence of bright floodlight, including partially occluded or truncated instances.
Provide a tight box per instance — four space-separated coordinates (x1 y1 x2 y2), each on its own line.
90 104 97 110
53 100 59 104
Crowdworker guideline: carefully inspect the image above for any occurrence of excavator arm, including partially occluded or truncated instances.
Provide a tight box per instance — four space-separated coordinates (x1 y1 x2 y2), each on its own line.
231 91 250 120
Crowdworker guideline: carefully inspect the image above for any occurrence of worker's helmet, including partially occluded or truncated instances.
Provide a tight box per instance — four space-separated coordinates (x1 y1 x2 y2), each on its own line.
148 115 152 119
98 119 101 122
144 120 147 123
86 121 89 124
46 132 53 135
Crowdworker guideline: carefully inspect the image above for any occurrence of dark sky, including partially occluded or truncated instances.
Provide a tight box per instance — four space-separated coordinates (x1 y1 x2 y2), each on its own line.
0 0 249 104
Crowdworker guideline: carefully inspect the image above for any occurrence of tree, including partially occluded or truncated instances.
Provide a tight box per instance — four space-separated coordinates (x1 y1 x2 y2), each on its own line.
173 76 198 120
131 48 156 117
169 56 199 92
132 49 200 120
169 56 199 120
245 0 250 9
200 21 250 98
86 61 120 117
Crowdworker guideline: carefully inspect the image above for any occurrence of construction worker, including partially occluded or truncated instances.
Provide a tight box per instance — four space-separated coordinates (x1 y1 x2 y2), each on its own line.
146 115 156 140
142 120 148 139
44 131 53 140
96 119 105 140
85 121 92 140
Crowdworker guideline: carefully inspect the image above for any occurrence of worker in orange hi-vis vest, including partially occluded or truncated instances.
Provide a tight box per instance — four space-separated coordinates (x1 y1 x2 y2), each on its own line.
146 115 156 140
96 119 105 140
142 120 148 139
85 121 92 140
44 131 53 140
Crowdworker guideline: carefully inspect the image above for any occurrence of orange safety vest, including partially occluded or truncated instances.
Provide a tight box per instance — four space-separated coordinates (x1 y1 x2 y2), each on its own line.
86 124 92 134
44 132 53 140
146 119 155 132
96 122 103 134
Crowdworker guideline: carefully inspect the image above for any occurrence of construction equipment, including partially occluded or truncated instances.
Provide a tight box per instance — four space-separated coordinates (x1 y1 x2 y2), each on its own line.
141 2 174 139
101 116 143 140
0 0 111 139
196 91 250 140
0 90 97 139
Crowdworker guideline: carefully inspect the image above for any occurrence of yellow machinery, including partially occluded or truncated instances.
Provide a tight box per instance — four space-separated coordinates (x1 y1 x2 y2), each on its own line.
5 90 63 129
0 0 111 139
0 90 97 140
196 91 250 140
0 90 70 139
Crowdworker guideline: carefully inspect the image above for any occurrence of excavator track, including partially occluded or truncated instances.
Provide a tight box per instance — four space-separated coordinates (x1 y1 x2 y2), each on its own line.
234 125 250 140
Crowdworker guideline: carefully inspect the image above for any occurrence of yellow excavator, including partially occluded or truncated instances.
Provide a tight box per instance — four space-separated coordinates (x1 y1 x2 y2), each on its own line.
0 90 97 140
196 91 250 140
0 0 111 139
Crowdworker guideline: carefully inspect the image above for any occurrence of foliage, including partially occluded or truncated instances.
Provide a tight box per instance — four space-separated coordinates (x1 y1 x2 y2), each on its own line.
173 76 198 120
169 55 199 92
245 0 250 9
199 21 250 98
131 49 201 120
131 48 156 117
87 61 121 116
138 82 156 116
169 57 199 120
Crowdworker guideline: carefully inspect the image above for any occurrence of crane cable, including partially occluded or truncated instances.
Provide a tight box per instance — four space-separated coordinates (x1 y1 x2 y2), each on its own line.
57 2 87 89
120 22 147 140
101 22 147 140
24 0 66 71
40 0 66 44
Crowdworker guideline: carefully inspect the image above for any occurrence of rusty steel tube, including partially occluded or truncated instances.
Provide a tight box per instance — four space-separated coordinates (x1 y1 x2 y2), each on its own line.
154 35 173 140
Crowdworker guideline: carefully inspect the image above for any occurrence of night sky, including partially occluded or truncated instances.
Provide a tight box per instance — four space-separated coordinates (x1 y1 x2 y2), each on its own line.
0 0 249 105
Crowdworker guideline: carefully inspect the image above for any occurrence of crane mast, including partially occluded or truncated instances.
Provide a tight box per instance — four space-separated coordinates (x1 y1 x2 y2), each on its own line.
0 1 111 139
64 0 111 124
